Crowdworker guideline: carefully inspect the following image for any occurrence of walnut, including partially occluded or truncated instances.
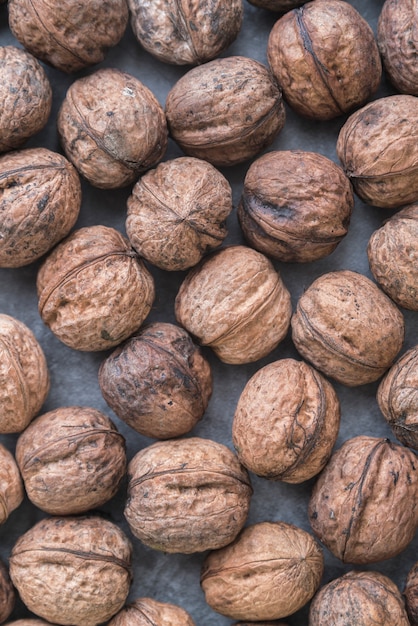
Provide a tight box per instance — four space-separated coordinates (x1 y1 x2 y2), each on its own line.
0 443 24 524
0 559 15 624
126 156 232 271
98 322 213 439
238 150 354 262
4 622 54 625
165 56 286 167
36 225 155 352
267 0 382 120
308 435 418 563
201 521 324 621
57 68 168 189
107 597 196 626
291 270 405 386
124 437 252 553
175 245 292 364
405 561 418 625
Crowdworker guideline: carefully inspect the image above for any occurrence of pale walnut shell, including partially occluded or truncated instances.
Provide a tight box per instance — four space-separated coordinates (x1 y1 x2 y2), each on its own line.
0 314 49 433
0 444 23 525
308 435 418 563
126 156 232 271
36 225 155 352
201 521 324 621
107 597 196 626
175 245 292 364
9 516 132 626
0 558 15 623
124 437 252 553
291 270 405 386
405 561 418 625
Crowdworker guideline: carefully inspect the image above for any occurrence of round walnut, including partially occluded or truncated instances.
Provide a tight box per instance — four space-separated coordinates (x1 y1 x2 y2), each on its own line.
107 597 196 626
4 622 55 625
267 0 382 120
126 157 232 271
58 68 168 189
8 0 128 73
0 558 15 624
291 270 405 386
124 437 252 553
165 56 286 167
36 225 155 352
0 443 23 524
405 561 418 625
238 150 354 262
98 322 213 440
201 521 323 621
0 46 52 153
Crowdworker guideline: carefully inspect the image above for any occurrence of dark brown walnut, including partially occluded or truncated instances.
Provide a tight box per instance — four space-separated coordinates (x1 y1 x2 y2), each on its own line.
107 597 196 626
165 56 285 167
0 46 52 153
0 558 15 624
291 270 405 386
405 561 418 625
9 516 132 626
124 437 252 553
238 150 354 262
0 444 24 524
201 521 323 621
0 147 81 268
36 225 155 352
57 69 167 190
267 0 382 120
99 322 213 439
126 156 232 271
8 0 128 73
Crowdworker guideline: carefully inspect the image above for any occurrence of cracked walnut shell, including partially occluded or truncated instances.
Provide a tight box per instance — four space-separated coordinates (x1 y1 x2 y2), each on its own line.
0 443 24 524
107 597 196 626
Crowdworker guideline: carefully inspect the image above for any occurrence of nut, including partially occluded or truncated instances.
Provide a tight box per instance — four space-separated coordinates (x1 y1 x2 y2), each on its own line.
107 597 196 626
0 443 24 524
0 558 15 623
4 622 53 625
405 561 418 625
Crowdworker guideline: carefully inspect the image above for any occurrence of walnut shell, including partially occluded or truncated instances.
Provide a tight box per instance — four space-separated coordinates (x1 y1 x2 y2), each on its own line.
201 521 324 621
57 68 168 189
308 435 418 563
175 245 292 364
238 150 353 262
107 597 196 626
124 437 252 553
126 157 232 271
291 270 405 386
165 56 286 167
5 622 55 625
405 561 418 625
0 559 15 623
36 225 155 352
0 443 24 524
9 516 132 626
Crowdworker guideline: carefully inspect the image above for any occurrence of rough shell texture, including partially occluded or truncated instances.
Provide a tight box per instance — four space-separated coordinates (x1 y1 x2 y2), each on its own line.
9 516 132 626
0 443 24 524
291 270 405 386
232 358 340 483
36 225 155 352
124 437 252 553
57 68 168 189
201 521 323 621
267 0 382 120
238 150 354 262
0 558 15 623
405 561 418 625
107 597 196 626
308 435 418 563
126 156 232 271
98 322 213 439
336 94 418 208
128 0 243 65
0 313 49 433
0 46 52 153
0 147 81 268
165 56 285 167
8 0 128 73
4 622 55 625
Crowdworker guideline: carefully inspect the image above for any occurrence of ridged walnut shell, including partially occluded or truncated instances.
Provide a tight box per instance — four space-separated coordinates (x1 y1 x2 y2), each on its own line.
405 561 418 625
175 245 292 364
201 521 324 621
291 270 405 386
36 225 155 352
0 444 23 524
5 621 56 625
308 435 418 563
9 516 132 626
0 558 15 624
124 437 252 553
107 597 196 626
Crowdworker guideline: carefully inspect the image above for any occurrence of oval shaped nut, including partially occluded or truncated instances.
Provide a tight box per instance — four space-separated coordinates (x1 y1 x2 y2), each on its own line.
0 443 24 524
107 597 196 626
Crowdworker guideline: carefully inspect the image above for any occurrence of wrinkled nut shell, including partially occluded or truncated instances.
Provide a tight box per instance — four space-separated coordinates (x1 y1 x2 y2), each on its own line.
0 558 15 623
405 561 418 625
107 597 196 626
4 621 54 625
0 443 24 524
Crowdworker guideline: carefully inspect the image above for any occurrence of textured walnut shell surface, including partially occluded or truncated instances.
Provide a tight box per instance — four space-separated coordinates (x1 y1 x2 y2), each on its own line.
124 437 252 553
0 444 24 524
5 622 55 625
238 150 354 262
165 56 285 167
107 597 196 626
201 521 324 621
0 558 15 624
405 561 418 625
36 225 155 351
57 68 168 189
309 435 418 564
291 270 405 386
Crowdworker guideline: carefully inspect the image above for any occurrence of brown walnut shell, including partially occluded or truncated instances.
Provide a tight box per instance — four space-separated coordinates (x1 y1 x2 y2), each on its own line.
201 521 324 621
4 621 54 625
405 561 418 625
291 270 405 386
36 225 155 352
124 437 252 553
107 597 196 626
0 558 15 624
0 444 24 524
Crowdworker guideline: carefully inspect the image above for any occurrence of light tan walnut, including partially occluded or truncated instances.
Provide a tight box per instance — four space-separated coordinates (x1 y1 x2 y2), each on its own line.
107 597 196 625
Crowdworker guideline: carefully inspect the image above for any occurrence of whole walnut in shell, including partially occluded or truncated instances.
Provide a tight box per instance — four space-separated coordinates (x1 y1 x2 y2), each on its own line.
124 437 252 553
36 225 155 352
107 597 196 626
0 443 23 524
309 435 418 563
405 561 418 625
0 558 15 623
201 521 323 621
